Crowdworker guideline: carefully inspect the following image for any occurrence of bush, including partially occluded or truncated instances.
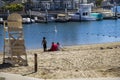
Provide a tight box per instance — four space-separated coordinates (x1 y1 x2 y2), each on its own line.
2 4 24 12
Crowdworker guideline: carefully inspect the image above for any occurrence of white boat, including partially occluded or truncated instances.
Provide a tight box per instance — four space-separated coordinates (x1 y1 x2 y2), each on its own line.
69 4 103 21
22 17 35 24
101 11 115 19
69 13 97 21
0 18 3 24
34 14 55 23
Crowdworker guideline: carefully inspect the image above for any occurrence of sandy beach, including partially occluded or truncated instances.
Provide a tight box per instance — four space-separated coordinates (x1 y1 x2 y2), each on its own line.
0 42 120 79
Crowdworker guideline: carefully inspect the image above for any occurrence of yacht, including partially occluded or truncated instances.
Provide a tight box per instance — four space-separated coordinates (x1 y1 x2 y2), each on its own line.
69 4 103 21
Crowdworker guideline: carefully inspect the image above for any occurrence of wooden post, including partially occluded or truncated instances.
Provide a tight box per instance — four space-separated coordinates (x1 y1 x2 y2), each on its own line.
34 53 38 72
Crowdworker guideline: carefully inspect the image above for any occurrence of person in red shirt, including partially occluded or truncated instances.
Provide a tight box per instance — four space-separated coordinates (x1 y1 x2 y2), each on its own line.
48 42 58 51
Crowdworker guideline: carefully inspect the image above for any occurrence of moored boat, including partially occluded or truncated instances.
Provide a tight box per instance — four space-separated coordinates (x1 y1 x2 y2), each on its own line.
55 14 69 22
22 17 34 24
90 13 103 20
68 4 103 21
101 11 114 19
34 14 55 23
0 18 3 24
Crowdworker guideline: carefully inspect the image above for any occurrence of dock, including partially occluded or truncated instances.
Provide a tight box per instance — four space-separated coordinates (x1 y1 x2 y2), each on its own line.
0 8 120 24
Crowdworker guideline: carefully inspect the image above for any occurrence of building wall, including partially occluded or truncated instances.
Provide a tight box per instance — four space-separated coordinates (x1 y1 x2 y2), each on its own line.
26 0 98 11
0 0 5 7
105 0 120 4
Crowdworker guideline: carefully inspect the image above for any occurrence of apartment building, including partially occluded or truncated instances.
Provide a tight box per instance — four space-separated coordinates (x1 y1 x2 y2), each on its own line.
27 0 78 10
0 0 5 7
107 0 120 4
10 0 27 4
23 0 99 11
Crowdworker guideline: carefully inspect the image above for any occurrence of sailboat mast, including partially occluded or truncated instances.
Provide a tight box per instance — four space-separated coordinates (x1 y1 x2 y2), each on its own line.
114 1 117 19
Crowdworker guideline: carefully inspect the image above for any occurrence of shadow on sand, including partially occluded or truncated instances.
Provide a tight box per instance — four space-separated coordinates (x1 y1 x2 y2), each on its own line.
22 72 36 76
105 67 120 76
0 63 12 69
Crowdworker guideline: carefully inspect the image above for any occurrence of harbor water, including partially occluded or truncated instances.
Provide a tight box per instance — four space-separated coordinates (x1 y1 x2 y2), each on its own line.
1 19 120 51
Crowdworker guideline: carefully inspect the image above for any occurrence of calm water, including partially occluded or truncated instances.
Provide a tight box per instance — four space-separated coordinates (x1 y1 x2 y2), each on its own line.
1 19 120 51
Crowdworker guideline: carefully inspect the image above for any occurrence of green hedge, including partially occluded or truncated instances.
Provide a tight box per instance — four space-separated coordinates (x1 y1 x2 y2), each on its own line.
2 4 24 11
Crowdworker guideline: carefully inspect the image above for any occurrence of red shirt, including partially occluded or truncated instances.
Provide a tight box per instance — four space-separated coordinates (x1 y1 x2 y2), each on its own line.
51 43 58 51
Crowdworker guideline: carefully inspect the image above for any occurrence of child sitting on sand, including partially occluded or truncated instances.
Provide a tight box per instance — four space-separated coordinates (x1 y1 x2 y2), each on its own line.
57 42 63 51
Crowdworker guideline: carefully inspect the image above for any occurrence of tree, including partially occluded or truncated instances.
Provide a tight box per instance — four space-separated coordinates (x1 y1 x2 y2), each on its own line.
2 4 24 12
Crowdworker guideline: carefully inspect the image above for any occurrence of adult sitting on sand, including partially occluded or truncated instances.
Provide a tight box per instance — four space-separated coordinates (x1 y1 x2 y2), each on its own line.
48 42 58 51
57 42 63 51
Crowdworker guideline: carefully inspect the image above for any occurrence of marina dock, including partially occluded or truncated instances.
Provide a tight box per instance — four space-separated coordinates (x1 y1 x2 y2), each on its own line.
0 8 119 24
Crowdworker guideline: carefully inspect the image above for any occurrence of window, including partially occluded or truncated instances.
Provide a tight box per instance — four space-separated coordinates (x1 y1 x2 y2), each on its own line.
83 12 88 16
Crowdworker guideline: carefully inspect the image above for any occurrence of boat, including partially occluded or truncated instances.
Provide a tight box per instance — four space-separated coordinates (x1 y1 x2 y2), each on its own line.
90 13 103 20
35 14 55 23
0 18 3 24
47 14 55 22
68 4 103 21
34 16 47 23
101 11 115 19
22 17 34 24
55 14 69 22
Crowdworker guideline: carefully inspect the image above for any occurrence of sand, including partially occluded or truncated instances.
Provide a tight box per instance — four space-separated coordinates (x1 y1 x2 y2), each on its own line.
0 42 120 79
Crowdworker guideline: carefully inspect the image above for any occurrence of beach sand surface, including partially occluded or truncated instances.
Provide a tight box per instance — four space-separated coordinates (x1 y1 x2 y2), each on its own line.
0 42 120 79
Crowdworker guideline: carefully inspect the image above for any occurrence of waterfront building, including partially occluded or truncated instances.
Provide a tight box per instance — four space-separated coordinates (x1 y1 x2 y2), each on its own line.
51 0 61 10
101 0 113 9
0 0 97 12
28 0 41 11
4 0 28 4
39 0 51 10
33 0 74 10
55 0 75 10
0 0 5 8
81 0 87 4
26 0 79 11
27 0 54 10
109 0 120 4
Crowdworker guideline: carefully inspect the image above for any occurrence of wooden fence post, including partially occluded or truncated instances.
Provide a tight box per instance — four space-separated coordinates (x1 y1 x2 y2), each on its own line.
34 53 37 72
